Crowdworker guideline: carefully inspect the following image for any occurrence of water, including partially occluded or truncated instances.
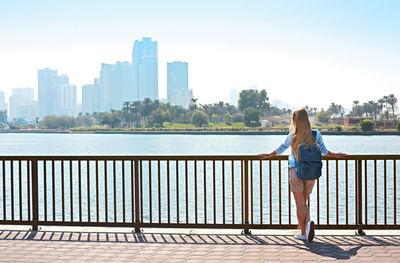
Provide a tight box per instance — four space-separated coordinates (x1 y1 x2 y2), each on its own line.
0 133 399 226
1 133 400 155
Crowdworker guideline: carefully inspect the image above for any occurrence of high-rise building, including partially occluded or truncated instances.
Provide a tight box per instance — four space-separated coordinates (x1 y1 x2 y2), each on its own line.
82 78 101 114
113 61 135 110
38 68 57 118
99 63 115 112
0 91 7 112
38 68 76 117
54 81 76 116
132 37 158 100
9 87 38 120
167 61 192 108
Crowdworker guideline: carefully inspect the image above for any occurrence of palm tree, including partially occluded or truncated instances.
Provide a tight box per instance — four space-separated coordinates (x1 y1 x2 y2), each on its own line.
387 94 398 120
352 101 360 116
377 99 385 120
122 101 130 128
143 98 152 126
130 101 142 127
383 96 390 120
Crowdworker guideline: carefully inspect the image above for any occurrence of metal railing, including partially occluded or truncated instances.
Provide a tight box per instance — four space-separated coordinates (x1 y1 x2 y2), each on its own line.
0 155 399 233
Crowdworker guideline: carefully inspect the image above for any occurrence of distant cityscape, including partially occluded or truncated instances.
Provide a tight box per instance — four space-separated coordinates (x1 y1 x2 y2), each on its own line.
0 37 194 123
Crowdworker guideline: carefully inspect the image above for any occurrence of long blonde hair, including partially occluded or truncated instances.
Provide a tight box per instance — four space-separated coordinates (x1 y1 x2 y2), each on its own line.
291 108 315 160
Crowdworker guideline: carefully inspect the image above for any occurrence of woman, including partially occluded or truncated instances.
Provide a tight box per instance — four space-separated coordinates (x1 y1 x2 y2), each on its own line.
259 108 346 242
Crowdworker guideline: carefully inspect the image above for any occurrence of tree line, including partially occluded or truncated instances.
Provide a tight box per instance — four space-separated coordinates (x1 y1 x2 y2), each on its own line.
14 91 397 130
38 90 291 129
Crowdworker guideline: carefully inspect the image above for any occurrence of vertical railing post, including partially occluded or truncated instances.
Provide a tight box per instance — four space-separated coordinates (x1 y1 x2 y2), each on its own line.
31 160 39 231
243 160 250 234
357 159 365 235
134 160 141 233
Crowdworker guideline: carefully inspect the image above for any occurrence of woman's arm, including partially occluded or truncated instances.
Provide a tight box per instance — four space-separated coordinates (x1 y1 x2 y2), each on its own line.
326 151 347 158
258 133 292 159
258 151 277 159
315 131 347 158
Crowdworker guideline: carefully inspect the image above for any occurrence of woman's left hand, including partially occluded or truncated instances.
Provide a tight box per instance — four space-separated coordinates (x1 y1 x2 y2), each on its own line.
258 152 276 159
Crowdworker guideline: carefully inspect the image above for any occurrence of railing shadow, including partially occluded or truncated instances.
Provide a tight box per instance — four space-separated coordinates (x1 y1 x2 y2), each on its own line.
1 229 400 260
1 229 399 246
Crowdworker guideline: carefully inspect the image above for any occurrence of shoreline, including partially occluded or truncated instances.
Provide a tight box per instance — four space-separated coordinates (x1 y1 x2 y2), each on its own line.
1 130 400 135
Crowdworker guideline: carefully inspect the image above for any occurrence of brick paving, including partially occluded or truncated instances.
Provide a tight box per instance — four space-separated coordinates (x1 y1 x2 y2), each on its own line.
0 228 399 262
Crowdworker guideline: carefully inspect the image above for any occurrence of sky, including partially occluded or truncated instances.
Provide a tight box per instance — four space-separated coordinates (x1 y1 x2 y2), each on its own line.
0 0 399 110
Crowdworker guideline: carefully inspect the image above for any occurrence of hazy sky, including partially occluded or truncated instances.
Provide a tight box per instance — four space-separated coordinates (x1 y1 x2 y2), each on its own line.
0 0 399 109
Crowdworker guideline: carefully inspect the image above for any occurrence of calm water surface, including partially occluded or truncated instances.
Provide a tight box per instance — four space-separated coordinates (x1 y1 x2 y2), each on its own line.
1 133 400 155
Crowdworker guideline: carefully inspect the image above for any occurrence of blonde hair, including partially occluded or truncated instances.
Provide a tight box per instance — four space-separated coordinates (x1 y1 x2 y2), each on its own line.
291 108 315 160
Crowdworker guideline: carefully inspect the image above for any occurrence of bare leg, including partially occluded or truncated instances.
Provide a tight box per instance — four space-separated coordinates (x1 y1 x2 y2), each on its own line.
293 192 308 235
303 193 310 224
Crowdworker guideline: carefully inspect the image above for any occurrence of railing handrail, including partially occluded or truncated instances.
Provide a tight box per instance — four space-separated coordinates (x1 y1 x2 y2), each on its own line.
0 154 399 161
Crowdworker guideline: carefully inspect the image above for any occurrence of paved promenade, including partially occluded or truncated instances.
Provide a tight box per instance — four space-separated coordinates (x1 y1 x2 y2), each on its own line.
0 227 399 262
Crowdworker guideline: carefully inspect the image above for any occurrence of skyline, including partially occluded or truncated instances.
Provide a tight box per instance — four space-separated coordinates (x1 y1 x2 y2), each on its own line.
0 0 399 110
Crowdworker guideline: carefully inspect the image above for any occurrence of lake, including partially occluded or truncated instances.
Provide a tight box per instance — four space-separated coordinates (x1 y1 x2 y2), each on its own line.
1 133 400 155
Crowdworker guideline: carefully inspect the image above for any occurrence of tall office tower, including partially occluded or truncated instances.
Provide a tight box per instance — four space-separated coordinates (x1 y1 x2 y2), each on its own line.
99 63 115 112
230 89 239 107
55 81 77 116
132 37 158 100
0 91 7 112
38 69 76 117
167 61 192 108
9 87 37 120
82 78 101 114
113 61 135 110
38 68 58 118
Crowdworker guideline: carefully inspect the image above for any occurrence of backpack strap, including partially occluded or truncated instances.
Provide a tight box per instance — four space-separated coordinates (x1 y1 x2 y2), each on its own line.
312 129 317 139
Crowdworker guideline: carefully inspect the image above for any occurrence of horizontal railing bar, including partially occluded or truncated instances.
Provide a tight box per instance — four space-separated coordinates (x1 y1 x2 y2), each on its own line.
0 155 399 161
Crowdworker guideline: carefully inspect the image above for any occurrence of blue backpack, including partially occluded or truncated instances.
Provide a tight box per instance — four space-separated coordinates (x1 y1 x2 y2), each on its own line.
295 130 323 180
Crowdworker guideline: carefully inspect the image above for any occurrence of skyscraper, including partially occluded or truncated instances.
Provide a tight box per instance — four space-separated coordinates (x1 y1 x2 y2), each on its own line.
0 91 7 112
132 37 158 100
38 68 76 117
99 63 115 112
9 87 37 120
167 61 192 108
38 68 57 118
113 61 135 109
54 80 76 116
82 78 100 114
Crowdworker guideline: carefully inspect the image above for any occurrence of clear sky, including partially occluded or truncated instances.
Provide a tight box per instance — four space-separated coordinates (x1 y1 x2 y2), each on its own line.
0 0 399 110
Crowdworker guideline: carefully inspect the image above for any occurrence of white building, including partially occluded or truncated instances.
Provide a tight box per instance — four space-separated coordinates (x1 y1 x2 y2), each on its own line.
0 91 8 112
38 68 77 117
9 87 38 121
82 78 101 114
167 61 192 108
132 37 158 100
54 82 76 116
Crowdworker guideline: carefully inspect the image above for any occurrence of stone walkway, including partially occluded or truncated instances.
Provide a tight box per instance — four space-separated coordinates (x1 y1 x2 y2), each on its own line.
0 228 399 262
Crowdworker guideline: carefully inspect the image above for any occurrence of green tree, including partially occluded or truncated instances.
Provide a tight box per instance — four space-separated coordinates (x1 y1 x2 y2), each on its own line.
191 111 208 127
149 109 171 127
41 115 61 129
397 120 400 131
224 113 232 125
243 108 260 127
238 89 270 114
360 119 374 131
232 113 244 123
315 111 330 123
